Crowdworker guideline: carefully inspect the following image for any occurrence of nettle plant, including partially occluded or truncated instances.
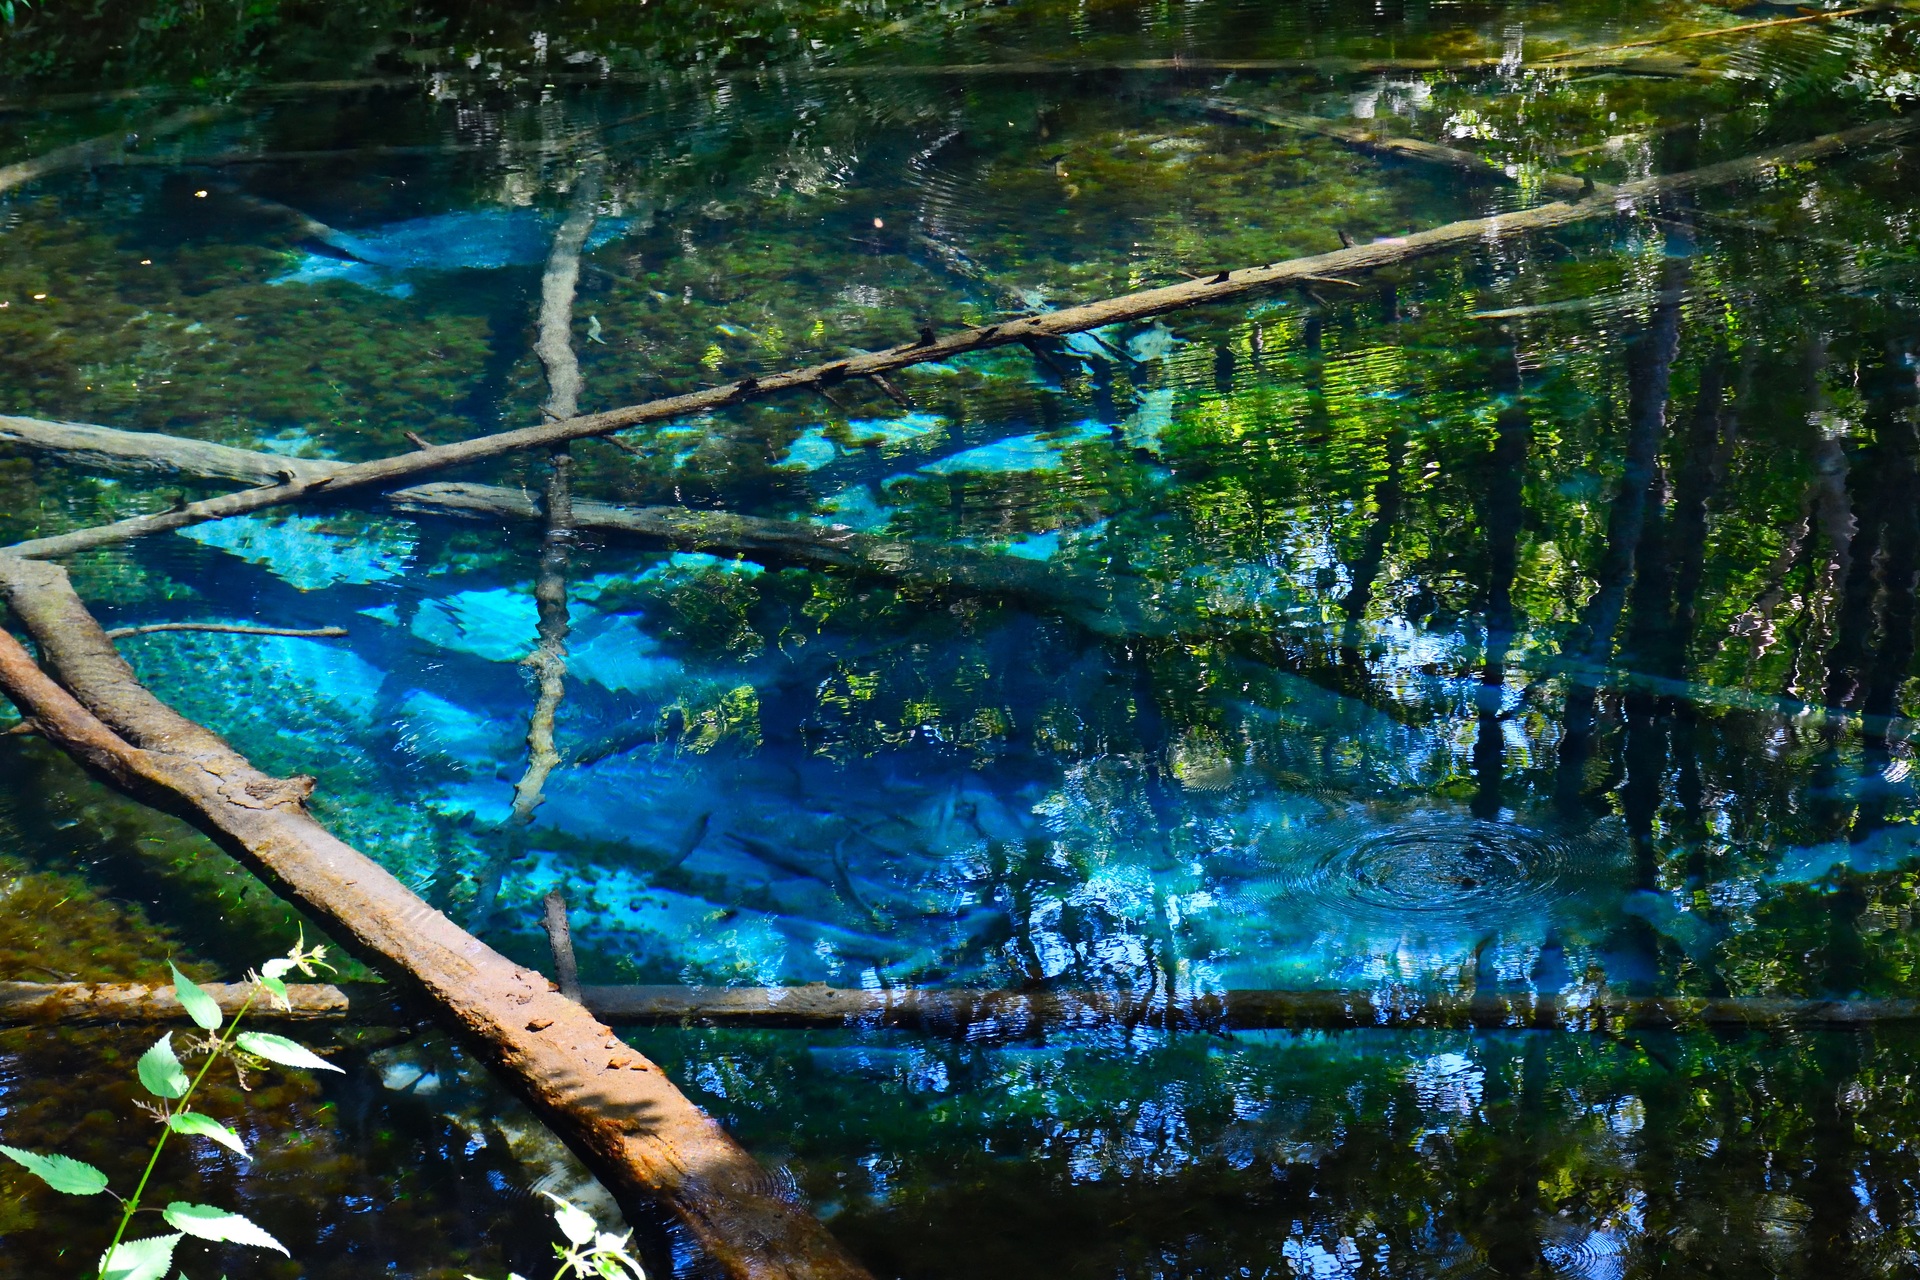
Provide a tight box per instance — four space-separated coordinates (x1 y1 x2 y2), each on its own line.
1 934 646 1280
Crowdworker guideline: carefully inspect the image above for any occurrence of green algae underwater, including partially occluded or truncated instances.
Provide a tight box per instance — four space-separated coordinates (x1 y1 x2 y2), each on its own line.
6 0 1920 1276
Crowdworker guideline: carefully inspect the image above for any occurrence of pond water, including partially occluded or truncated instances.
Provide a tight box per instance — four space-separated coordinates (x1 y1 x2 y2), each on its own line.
4 1 1920 1276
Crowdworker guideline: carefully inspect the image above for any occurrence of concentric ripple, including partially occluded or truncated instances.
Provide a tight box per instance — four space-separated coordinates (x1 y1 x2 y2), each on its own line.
1262 814 1612 929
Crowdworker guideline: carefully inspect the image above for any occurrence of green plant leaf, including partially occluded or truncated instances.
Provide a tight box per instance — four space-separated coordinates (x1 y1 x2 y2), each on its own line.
541 1191 597 1246
260 957 295 981
137 1032 191 1100
100 1233 183 1280
255 973 289 1007
0 1144 109 1195
162 1202 289 1255
170 963 224 1032
167 1111 248 1159
233 1031 342 1074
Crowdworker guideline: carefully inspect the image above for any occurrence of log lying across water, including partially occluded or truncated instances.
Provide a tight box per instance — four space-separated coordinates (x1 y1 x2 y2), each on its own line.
0 554 870 1280
7 979 1916 1034
0 415 1165 632
8 112 1917 565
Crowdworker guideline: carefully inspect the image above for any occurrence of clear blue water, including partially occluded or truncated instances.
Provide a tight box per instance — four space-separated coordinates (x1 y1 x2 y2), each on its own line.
4 1 1920 1275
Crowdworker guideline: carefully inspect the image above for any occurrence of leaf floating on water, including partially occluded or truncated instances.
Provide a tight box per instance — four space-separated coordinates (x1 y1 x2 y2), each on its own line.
234 1031 344 1073
137 1032 191 1099
0 1144 109 1195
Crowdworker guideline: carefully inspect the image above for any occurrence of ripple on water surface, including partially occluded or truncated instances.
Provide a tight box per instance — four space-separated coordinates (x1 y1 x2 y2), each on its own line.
1261 813 1620 933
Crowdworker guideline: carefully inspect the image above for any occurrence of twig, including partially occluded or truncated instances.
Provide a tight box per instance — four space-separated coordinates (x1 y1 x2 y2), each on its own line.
2 718 38 737
101 622 348 640
7 114 1917 564
542 891 584 1004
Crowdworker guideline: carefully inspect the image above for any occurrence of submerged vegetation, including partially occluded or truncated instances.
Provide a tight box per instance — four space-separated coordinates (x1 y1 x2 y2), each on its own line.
4 0 1920 1276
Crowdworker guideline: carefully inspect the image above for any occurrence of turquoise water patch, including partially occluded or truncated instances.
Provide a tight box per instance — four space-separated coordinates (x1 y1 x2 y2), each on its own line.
178 512 415 590
271 209 630 295
1124 387 1178 451
393 688 511 767
844 412 946 447
817 485 893 532
410 588 540 662
899 420 1108 481
568 614 685 695
778 425 838 470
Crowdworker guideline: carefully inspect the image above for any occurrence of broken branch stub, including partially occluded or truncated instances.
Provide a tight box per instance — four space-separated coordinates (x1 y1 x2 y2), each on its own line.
0 553 871 1280
7 114 1916 564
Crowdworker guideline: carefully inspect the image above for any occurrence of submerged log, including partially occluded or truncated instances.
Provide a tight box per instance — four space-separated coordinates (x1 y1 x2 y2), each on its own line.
0 554 871 1280
7 978 1916 1034
0 415 1163 631
8 112 1916 564
1197 98 1590 197
0 105 231 194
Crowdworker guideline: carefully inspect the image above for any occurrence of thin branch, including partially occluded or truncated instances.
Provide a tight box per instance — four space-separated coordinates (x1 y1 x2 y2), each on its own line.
102 622 348 640
6 113 1916 565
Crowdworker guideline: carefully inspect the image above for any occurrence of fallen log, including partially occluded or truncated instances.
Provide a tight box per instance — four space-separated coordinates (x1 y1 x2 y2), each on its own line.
9 112 1917 564
1196 97 1590 197
0 554 871 1280
9 978 1917 1034
0 415 1164 632
0 105 231 194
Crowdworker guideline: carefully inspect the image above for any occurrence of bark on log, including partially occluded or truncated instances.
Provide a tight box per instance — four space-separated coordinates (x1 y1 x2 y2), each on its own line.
1197 98 1590 197
0 106 231 194
9 112 1915 564
0 554 871 1280
8 979 1916 1034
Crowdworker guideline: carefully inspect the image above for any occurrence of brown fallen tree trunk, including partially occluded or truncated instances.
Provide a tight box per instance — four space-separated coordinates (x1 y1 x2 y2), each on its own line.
8 113 1915 565
1197 98 1590 197
0 554 871 1280
9 978 1916 1034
